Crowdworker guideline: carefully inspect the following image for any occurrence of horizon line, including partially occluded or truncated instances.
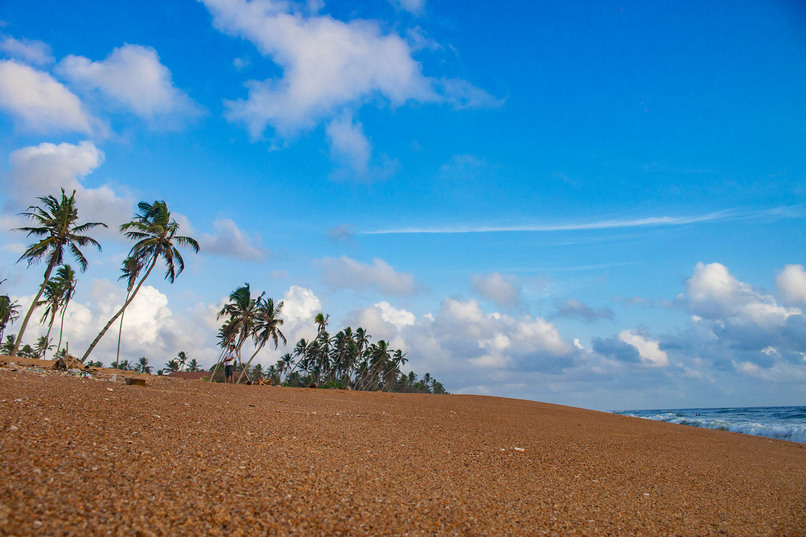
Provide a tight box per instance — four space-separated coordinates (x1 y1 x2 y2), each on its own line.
361 206 804 235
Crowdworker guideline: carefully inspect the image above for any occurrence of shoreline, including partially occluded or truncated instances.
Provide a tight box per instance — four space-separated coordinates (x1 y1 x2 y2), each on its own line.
1 360 804 536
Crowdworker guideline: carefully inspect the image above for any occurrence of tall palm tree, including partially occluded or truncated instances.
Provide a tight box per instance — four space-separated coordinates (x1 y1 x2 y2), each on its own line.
314 312 329 335
115 255 143 369
237 297 287 384
212 284 260 382
218 284 260 357
51 265 77 358
82 201 199 362
12 189 106 357
37 272 64 359
164 358 180 374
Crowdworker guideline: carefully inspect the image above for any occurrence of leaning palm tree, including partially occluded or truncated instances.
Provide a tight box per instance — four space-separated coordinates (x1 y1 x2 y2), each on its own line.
82 201 199 362
12 189 106 357
237 296 287 384
218 284 260 354
211 284 259 381
114 255 143 369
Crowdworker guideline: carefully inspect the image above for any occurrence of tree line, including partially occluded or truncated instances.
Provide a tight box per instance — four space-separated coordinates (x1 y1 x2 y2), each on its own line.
1 188 446 394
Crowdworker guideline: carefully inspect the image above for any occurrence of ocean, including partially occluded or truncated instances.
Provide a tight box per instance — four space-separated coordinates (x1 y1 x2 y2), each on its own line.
614 406 806 444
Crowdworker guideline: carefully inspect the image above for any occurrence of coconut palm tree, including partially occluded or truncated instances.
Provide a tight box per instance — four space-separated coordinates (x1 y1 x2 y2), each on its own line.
2 335 17 355
115 255 143 370
163 358 180 374
187 358 201 372
176 351 189 371
50 265 77 358
237 296 287 384
37 272 65 359
314 312 329 335
251 363 265 382
12 189 106 357
33 336 52 359
0 293 20 341
135 356 151 374
82 200 199 362
217 284 260 357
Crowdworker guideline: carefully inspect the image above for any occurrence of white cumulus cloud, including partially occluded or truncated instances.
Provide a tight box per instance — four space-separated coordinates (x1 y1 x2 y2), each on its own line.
57 44 200 125
0 59 97 133
776 264 806 307
617 329 669 368
6 141 132 232
685 262 798 329
0 36 54 66
326 112 371 175
200 0 495 170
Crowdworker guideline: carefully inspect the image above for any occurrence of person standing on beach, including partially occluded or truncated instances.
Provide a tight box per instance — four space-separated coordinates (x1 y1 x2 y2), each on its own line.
223 343 237 384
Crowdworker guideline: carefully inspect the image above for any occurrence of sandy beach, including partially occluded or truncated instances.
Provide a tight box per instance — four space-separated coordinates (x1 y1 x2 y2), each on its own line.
1 359 804 536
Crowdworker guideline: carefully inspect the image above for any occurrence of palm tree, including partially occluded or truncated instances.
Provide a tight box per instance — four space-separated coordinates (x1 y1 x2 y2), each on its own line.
37 276 63 359
237 296 287 384
251 363 265 382
0 294 20 341
314 312 329 335
33 336 52 359
177 351 189 371
82 201 199 362
135 356 152 374
117 359 132 371
12 189 106 357
218 284 260 357
115 255 143 369
51 265 77 358
163 358 180 374
2 335 17 355
187 358 200 372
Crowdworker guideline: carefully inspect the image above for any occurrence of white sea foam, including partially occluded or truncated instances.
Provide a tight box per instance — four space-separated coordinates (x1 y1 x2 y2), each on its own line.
615 406 806 444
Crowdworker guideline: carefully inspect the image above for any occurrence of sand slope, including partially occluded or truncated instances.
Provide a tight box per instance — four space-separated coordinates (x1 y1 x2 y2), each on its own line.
1 363 804 536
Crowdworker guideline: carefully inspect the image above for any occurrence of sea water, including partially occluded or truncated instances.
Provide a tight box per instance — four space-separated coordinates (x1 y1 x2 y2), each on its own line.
614 406 806 444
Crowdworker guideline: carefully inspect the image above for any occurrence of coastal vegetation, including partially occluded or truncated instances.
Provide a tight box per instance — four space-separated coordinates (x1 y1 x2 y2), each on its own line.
4 189 446 394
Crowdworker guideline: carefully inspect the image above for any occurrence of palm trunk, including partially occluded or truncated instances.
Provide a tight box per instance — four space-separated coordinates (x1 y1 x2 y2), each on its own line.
114 290 130 370
208 346 227 382
237 342 266 385
11 260 57 357
42 320 54 360
57 300 69 358
81 255 157 363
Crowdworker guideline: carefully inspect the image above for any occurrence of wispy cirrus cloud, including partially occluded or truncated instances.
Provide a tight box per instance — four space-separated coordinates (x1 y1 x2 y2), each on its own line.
362 207 805 235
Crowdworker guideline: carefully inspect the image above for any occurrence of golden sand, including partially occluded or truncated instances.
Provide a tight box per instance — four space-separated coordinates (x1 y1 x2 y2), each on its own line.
1 360 804 536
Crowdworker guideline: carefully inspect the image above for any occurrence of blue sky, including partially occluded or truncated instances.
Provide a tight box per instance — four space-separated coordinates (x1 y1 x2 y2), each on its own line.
0 0 804 410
